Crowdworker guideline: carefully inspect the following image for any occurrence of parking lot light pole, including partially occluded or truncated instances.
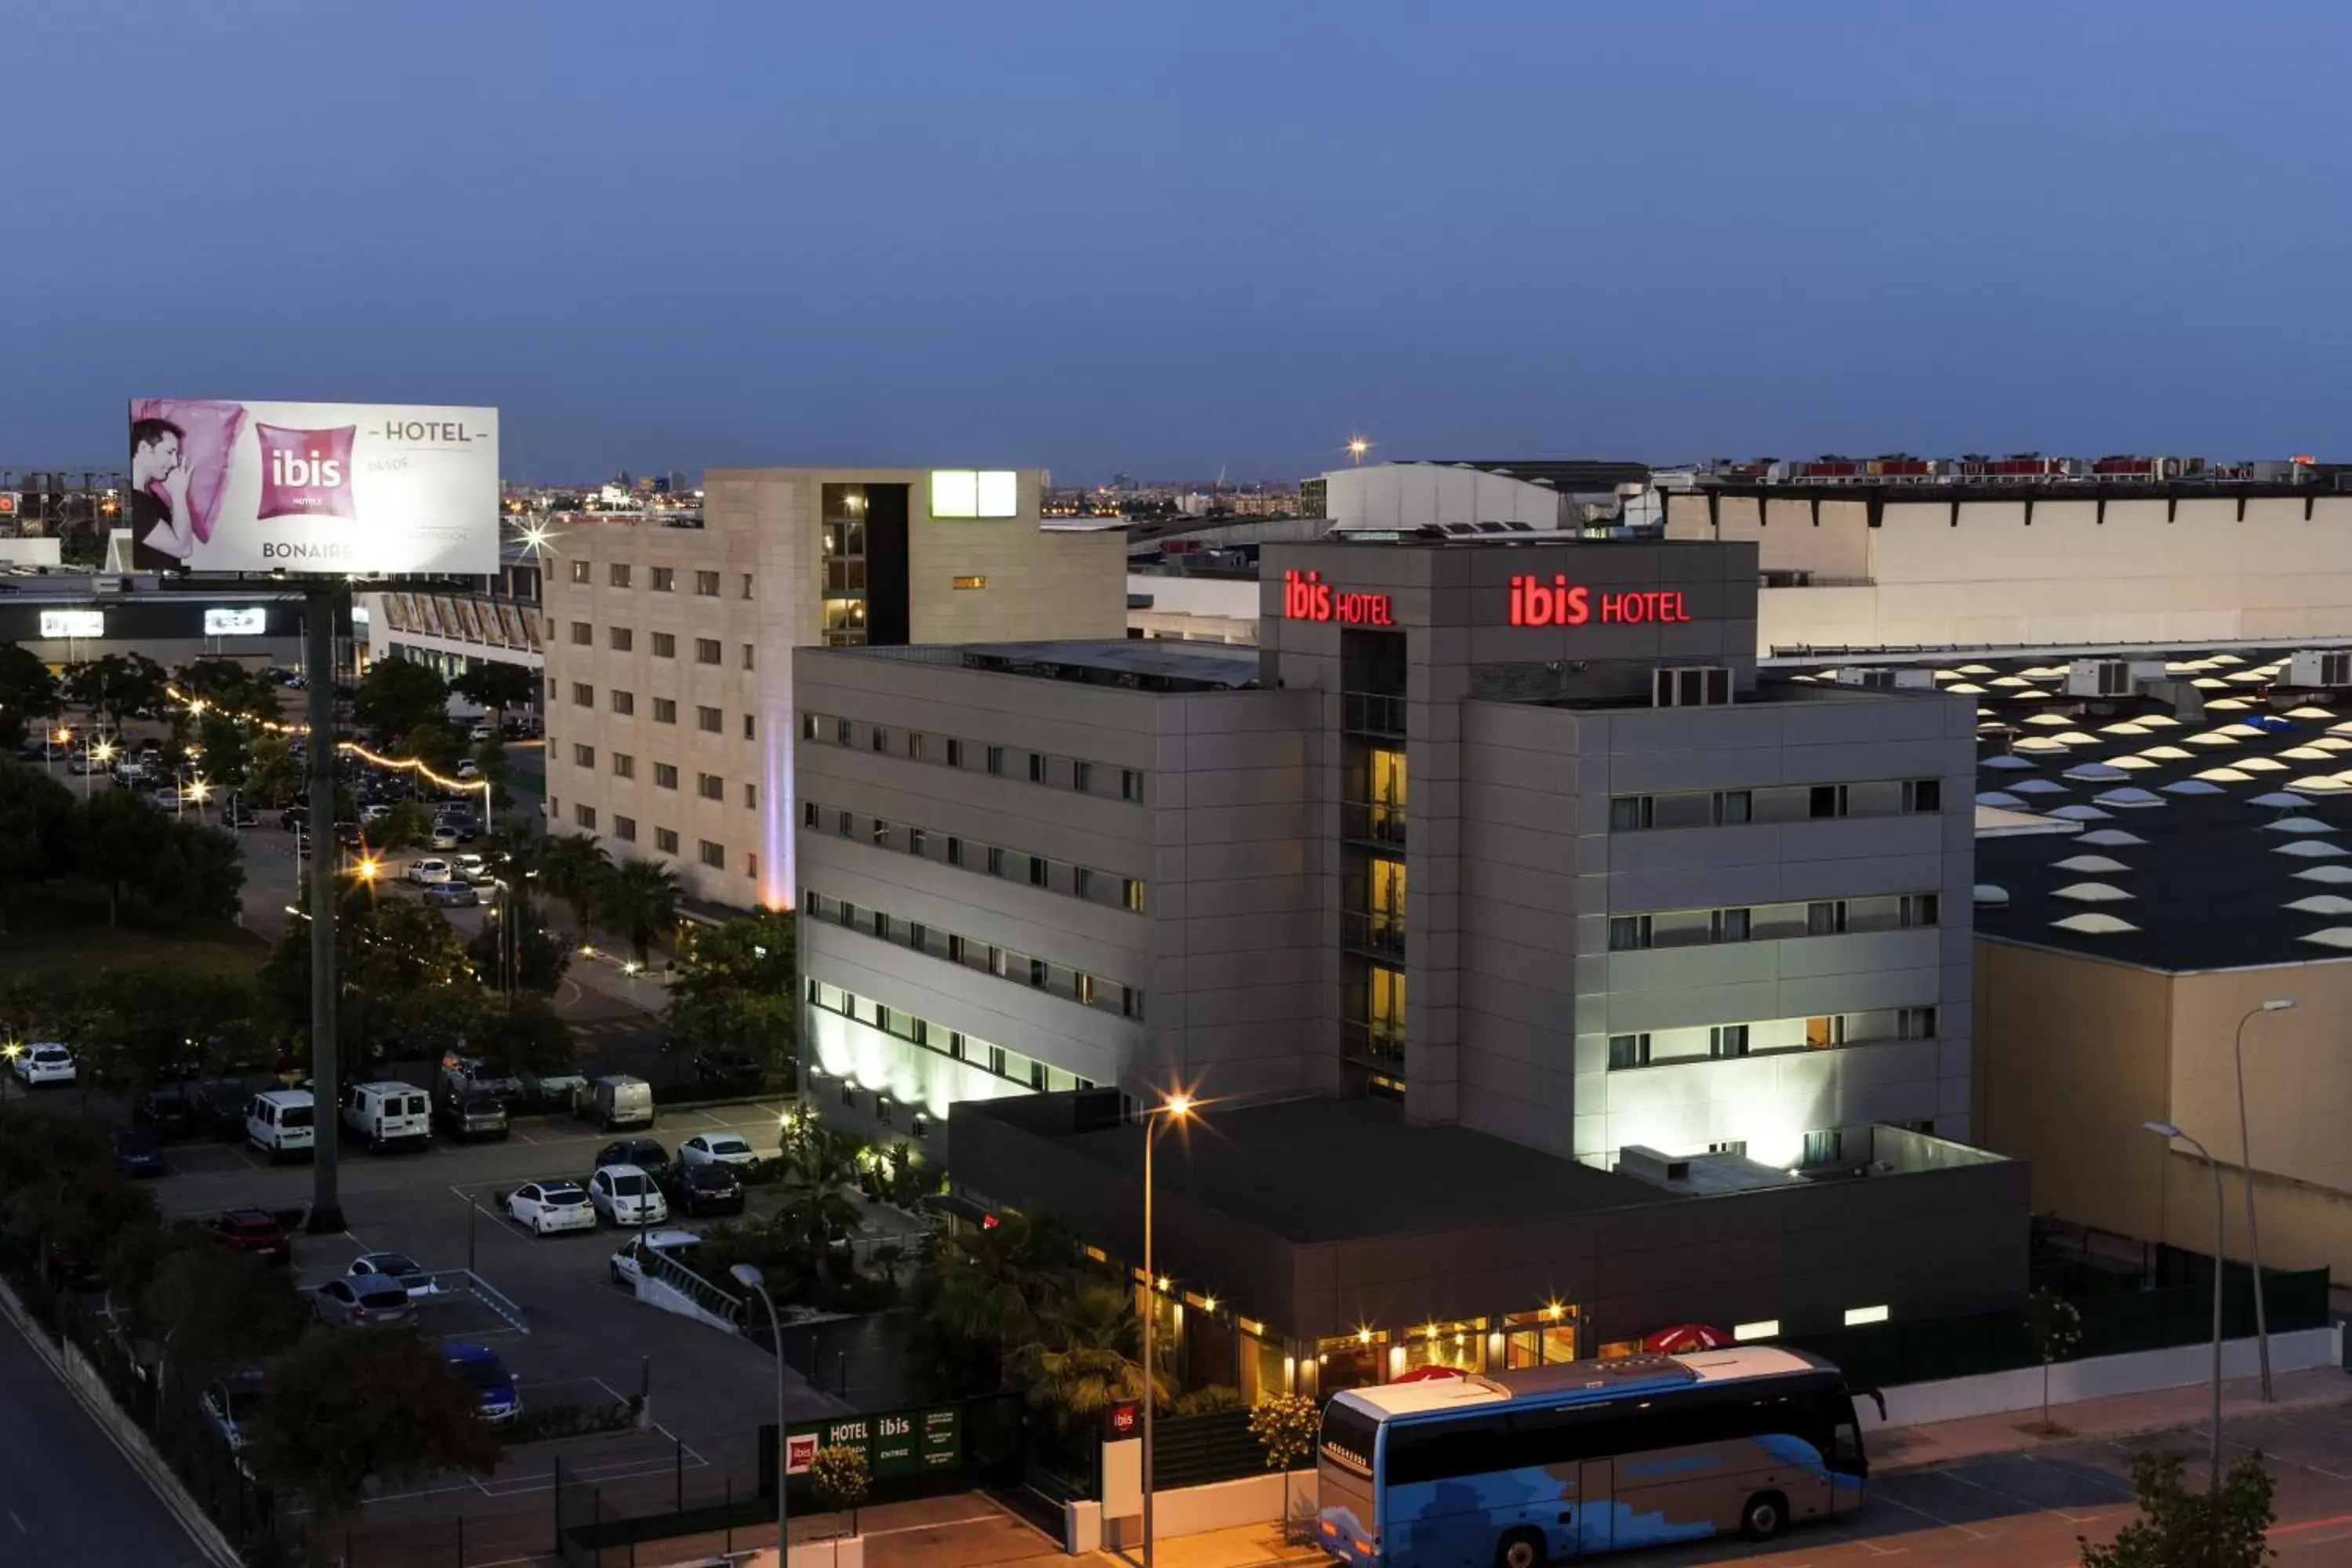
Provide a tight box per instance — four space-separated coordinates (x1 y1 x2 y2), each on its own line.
1141 1091 1195 1568
731 1264 787 1563
2146 1121 2226 1490
2233 997 2294 1403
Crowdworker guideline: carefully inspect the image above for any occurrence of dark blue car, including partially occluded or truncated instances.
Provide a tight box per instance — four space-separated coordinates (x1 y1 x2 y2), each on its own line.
111 1127 167 1178
445 1341 521 1423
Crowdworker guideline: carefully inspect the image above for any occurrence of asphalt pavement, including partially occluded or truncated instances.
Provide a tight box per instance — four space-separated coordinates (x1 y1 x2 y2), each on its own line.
0 1314 215 1568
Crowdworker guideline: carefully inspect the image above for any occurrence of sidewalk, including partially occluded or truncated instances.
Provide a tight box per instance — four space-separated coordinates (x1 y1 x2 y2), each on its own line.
1089 1520 1327 1568
1872 1362 2352 1472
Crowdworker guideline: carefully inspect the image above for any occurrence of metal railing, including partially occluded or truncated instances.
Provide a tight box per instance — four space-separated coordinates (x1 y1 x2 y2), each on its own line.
1341 911 1406 959
1341 799 1407 849
1341 691 1406 737
1340 1018 1406 1069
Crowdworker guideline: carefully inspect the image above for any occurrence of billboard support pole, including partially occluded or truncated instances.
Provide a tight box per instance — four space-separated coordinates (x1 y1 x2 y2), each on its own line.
305 584 347 1235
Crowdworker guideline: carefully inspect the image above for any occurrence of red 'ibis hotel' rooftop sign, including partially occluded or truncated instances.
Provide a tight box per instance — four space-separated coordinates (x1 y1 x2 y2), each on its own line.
1281 570 1697 628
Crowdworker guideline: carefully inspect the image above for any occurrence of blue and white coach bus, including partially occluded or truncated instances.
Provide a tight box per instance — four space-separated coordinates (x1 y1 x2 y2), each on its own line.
1316 1347 1882 1566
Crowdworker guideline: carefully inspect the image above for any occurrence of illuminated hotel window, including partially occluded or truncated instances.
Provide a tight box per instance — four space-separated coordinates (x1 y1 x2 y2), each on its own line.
1503 1307 1578 1369
953 575 986 590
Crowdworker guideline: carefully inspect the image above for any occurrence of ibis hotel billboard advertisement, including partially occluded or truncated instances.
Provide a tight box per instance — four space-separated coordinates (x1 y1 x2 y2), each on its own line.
126 400 498 575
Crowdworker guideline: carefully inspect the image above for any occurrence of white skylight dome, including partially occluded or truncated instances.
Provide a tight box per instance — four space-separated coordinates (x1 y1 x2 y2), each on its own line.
1982 754 2037 771
2278 746 2336 762
2286 706 2337 720
2052 913 2139 935
2136 714 2183 728
2249 792 2315 808
2063 763 2128 782
2263 816 2338 834
2077 829 2150 847
2208 653 2246 666
2204 699 2252 712
2053 732 2100 746
2191 677 2231 690
2053 855 2131 873
2193 768 2254 783
2009 778 2071 795
2286 895 2352 916
2048 804 2114 821
1989 676 2036 688
2274 839 2349 858
2288 776 2352 795
2161 779 2228 796
2220 724 2270 737
2093 788 2164 808
1973 884 2009 907
2023 713 2072 728
1975 791 2027 808
2101 721 2153 735
2237 757 2291 773
2294 864 2352 885
2299 928 2352 950
2140 745 2195 760
1946 683 1989 695
2054 881 2132 902
2108 756 2160 771
1957 663 1995 675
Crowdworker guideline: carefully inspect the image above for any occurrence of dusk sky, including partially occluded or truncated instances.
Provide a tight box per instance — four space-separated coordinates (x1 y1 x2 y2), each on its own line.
11 2 2350 484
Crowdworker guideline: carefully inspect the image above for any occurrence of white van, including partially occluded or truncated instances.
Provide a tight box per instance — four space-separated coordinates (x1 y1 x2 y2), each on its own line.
343 1081 432 1152
591 1075 655 1131
246 1090 316 1161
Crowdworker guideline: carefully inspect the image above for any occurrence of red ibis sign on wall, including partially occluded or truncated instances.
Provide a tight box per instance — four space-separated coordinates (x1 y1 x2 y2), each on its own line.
1508 575 1694 628
1281 570 1394 626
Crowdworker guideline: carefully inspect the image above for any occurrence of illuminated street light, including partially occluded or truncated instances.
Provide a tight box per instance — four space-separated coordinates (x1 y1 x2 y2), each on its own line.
1141 1087 1203 1568
355 858 379 883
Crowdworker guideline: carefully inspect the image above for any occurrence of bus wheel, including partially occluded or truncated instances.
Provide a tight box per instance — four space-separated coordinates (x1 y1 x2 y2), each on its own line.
1495 1528 1545 1568
1740 1492 1788 1541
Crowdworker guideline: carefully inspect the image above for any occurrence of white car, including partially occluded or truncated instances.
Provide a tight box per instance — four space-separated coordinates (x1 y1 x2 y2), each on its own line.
347 1251 443 1298
469 724 493 743
677 1133 760 1170
506 1180 597 1236
586 1164 668 1228
406 858 454 886
456 759 481 779
608 1228 701 1290
13 1041 75 1087
452 852 488 882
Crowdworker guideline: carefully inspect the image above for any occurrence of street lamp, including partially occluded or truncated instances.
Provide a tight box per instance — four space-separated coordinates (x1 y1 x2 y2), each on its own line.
1140 1090 1195 1568
731 1263 788 1564
0 1039 19 1103
355 858 379 884
2146 1121 2227 1490
2232 997 2294 1402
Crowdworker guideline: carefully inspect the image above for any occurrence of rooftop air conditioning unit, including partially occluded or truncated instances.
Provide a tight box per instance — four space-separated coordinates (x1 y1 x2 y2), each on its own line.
2065 658 2165 698
2288 650 2352 688
1653 666 1732 708
1831 667 1936 691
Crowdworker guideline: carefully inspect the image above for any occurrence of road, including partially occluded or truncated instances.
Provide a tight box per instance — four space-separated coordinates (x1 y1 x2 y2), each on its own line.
0 1314 214 1567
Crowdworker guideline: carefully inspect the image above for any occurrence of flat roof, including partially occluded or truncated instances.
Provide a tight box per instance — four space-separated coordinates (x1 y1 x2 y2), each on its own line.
837 638 1261 691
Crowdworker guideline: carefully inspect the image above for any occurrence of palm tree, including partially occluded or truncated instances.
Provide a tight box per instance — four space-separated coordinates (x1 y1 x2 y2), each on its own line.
600 857 681 965
536 833 612 946
1022 1285 1166 1429
779 1129 865 1284
913 1211 1088 1393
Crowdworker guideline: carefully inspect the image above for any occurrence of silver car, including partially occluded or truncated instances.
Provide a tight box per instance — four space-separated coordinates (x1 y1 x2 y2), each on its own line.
309 1276 420 1329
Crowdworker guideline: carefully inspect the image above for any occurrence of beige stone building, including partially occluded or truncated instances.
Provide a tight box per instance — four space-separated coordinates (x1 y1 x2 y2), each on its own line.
540 467 1124 910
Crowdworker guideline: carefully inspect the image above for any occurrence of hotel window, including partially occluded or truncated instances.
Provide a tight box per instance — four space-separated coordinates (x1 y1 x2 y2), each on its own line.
1122 878 1145 913
1900 894 1941 927
1709 1024 1750 1058
655 763 679 789
698 706 723 733
907 826 926 855
1806 900 1849 936
985 746 1004 776
1072 760 1092 793
612 753 635 779
1899 1006 1938 1040
612 689 634 715
1121 985 1146 1022
695 637 721 665
608 563 631 588
571 682 593 706
572 743 596 768
1027 957 1047 989
1709 1140 1748 1156
1074 867 1093 899
1802 1129 1845 1167
986 846 1007 877
656 827 679 853
946 738 964 768
569 560 590 584
1608 1033 1651 1069
1028 857 1048 888
836 718 852 746
1806 1014 1848 1050
743 714 757 741
1504 1307 1578 1370
1608 915 1653 951
836 810 851 836
1121 768 1144 803
570 621 592 645
653 632 676 658
953 575 985 590
1076 973 1096 1007
1903 779 1943 813
1809 784 1850 819
872 819 891 848
1713 789 1753 825
654 698 677 724
743 782 757 809
574 804 597 830
698 773 724 801
802 801 817 828
1609 795 1653 832
699 840 724 868
946 837 964 866
1028 753 1047 784
742 573 754 599
907 920 927 950
742 645 756 671
614 815 637 842
947 934 967 965
870 727 887 753
608 626 633 651
1710 907 1751 943
651 567 674 592
695 571 720 597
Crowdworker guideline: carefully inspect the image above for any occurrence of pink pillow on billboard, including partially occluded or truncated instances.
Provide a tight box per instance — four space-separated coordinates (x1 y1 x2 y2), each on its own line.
129 397 246 546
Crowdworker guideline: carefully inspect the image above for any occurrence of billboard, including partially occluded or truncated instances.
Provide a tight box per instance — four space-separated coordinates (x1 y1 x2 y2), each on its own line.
203 607 269 637
39 611 105 639
127 400 498 575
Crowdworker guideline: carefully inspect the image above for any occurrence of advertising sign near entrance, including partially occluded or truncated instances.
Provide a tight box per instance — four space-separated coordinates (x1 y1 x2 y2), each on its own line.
780 1403 963 1483
1282 569 1394 626
1508 575 1694 628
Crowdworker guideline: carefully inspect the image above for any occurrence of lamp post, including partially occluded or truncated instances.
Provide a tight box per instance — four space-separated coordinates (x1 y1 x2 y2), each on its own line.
2146 1121 2227 1490
731 1264 788 1565
0 1040 19 1103
1140 1091 1194 1568
2232 997 2294 1402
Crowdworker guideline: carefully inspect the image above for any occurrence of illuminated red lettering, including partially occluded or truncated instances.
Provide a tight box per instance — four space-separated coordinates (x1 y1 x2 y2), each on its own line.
1510 577 1689 627
1282 569 1393 625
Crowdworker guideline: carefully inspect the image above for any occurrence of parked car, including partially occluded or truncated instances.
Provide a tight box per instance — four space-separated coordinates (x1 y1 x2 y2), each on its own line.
405 858 454 886
423 881 479 909
452 851 488 880
360 803 393 823
677 1133 759 1171
608 1228 702 1289
347 1251 442 1299
428 824 462 849
134 1083 201 1139
279 805 308 831
691 1048 764 1094
111 1127 167 1179
664 1162 745 1218
445 1342 521 1422
436 1092 509 1142
245 1089 315 1160
593 1138 671 1179
12 1041 75 1087
590 1075 655 1131
203 1208 291 1266
309 1276 419 1329
198 1078 253 1138
468 724 493 743
586 1164 667 1228
201 1371 265 1452
505 1180 597 1236
456 758 481 780
524 1069 590 1109
342 1081 431 1152
223 800 257 828
152 787 183 811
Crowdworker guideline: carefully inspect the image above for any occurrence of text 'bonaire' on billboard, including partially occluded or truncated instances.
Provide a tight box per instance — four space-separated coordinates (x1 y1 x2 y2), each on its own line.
126 400 499 575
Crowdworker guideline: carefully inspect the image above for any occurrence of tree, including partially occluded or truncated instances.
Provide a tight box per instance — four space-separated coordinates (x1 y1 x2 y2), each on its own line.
2027 1288 2084 1435
194 709 250 798
778 1130 866 1287
77 968 260 1096
2078 1450 2276 1568
143 1245 307 1388
73 788 172 925
243 735 303 808
450 662 536 725
0 760 75 930
909 1210 1087 1398
376 797 436 852
350 659 449 742
0 643 60 748
538 833 612 943
60 653 168 731
665 909 797 1076
407 720 466 776
807 1443 871 1537
143 819 245 923
1249 1392 1321 1472
9 1164 158 1286
474 994 576 1076
473 731 512 808
601 857 681 964
467 882 570 993
243 1330 501 1526
1021 1284 1165 1430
